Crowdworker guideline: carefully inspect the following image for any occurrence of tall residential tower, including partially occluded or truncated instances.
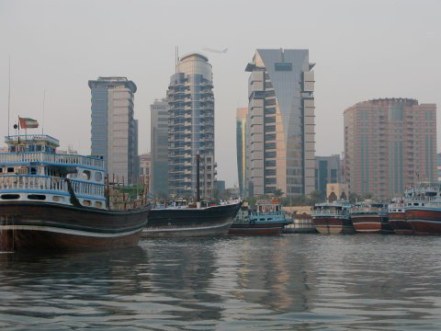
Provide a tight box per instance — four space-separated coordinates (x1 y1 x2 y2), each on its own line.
236 107 248 197
167 53 216 199
344 98 437 200
245 49 315 197
89 77 138 184
150 98 169 197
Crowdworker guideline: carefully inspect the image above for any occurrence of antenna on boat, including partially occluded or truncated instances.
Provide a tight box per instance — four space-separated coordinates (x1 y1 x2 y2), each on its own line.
196 153 201 205
7 56 11 137
41 89 46 135
175 46 179 72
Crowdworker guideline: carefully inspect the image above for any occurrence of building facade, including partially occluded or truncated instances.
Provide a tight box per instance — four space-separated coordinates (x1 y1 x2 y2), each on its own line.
245 49 315 198
344 98 437 200
89 77 139 184
236 107 248 197
167 53 216 199
139 153 151 189
315 155 342 197
150 99 169 197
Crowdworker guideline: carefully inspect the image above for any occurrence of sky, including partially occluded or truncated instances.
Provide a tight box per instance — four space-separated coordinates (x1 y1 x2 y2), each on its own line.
1 0 441 187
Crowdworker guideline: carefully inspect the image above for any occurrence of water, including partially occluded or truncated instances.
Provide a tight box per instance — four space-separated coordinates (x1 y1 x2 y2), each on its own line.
1 235 441 330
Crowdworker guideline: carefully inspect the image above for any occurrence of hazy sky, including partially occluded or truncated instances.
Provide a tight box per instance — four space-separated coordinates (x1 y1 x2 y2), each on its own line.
1 0 441 187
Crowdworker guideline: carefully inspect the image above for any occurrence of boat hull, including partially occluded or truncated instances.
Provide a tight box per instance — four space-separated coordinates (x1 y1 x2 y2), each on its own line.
388 212 413 235
228 222 283 236
351 214 393 234
0 201 150 251
312 217 354 234
406 208 441 235
143 202 241 238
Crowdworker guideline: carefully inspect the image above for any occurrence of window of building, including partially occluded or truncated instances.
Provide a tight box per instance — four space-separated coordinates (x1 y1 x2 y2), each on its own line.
274 63 292 71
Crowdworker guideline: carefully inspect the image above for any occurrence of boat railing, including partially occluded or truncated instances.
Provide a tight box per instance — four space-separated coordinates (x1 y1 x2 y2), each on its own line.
0 174 104 197
312 209 347 217
0 152 104 168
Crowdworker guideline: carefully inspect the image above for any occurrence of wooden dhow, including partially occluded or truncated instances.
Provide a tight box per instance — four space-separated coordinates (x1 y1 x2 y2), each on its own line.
405 182 441 235
144 200 242 238
0 132 150 251
350 200 392 234
312 200 354 234
388 197 413 235
229 199 291 236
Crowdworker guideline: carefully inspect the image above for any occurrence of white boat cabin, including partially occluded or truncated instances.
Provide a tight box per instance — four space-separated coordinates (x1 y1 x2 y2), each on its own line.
0 134 107 209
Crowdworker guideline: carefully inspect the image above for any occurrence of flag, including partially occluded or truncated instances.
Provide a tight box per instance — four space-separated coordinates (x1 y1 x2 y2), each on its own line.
18 117 39 129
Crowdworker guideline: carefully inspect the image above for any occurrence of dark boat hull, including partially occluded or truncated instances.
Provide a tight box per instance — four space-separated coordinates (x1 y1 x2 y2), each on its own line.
406 208 441 235
388 212 413 235
351 214 393 234
312 217 354 234
0 201 150 251
143 202 241 238
228 222 283 236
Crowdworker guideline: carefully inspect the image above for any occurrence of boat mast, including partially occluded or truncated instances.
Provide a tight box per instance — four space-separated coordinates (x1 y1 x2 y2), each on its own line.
196 153 200 203
8 57 11 137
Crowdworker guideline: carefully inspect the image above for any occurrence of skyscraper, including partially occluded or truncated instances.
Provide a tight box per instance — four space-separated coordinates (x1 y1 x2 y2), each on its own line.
315 155 342 197
236 107 248 197
150 98 169 197
89 77 138 184
344 98 437 200
167 53 216 199
245 49 315 198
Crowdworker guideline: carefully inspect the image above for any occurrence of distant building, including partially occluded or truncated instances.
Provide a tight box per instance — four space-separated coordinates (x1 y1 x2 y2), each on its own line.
150 99 169 197
438 153 441 182
344 98 437 200
139 153 151 188
326 183 349 202
167 53 216 199
215 180 226 197
244 49 315 198
236 107 248 197
315 155 342 197
89 77 139 184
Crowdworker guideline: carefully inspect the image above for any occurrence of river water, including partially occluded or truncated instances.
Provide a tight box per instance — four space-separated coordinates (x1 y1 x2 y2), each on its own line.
1 234 441 330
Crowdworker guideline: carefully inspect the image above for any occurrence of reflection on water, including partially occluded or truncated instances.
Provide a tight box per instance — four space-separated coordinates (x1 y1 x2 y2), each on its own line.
1 235 441 330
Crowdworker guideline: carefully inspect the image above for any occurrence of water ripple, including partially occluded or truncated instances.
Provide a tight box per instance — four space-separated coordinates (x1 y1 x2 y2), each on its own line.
1 235 441 329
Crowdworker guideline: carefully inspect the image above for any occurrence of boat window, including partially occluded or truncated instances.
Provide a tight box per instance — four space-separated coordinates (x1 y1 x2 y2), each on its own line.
95 201 103 208
28 194 46 200
0 168 2 173
30 167 37 175
83 170 91 180
414 203 419 206
82 200 91 206
7 167 14 173
95 172 103 182
52 196 65 202
1 194 20 200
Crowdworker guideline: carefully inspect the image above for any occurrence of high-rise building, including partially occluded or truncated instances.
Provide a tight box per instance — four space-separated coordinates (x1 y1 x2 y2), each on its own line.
89 77 138 184
167 53 216 199
315 155 342 197
139 153 151 188
150 98 169 197
437 153 441 182
344 98 437 200
236 107 248 197
245 49 315 197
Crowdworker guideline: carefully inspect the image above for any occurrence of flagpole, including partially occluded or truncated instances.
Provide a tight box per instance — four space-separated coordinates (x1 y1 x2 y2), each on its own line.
42 89 46 135
8 56 11 137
